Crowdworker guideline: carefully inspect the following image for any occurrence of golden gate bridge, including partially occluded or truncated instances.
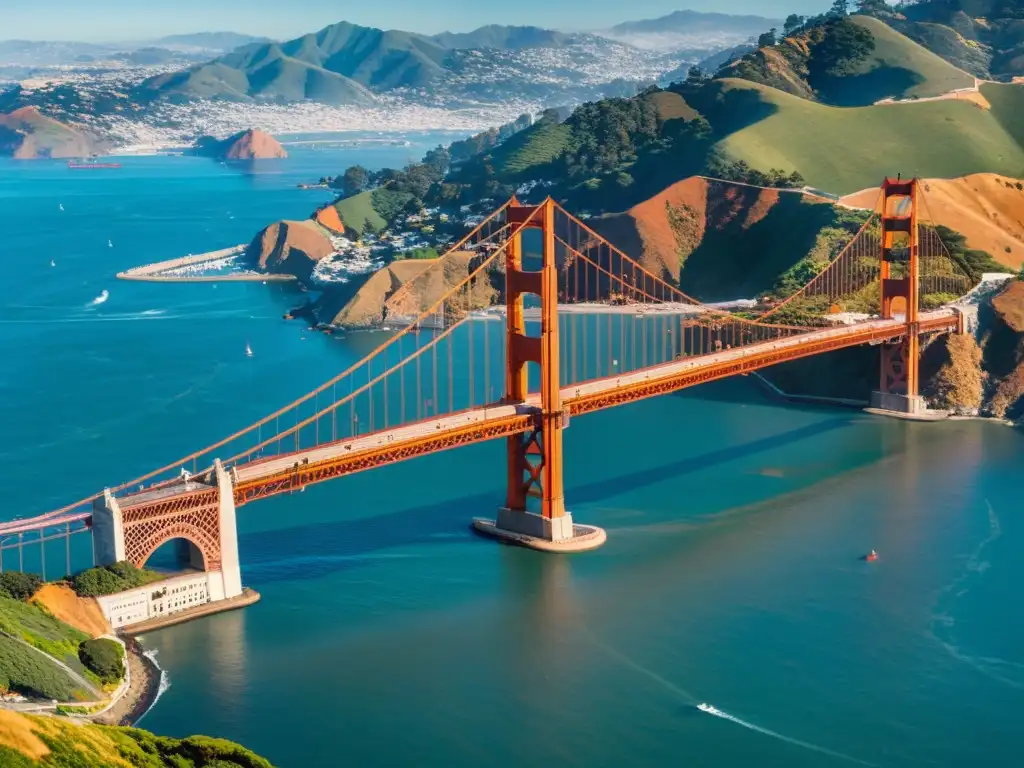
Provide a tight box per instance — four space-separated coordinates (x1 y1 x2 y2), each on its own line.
0 178 974 580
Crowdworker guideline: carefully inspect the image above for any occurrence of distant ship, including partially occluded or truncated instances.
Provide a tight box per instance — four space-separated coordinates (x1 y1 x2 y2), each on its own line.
68 159 121 169
245 342 253 357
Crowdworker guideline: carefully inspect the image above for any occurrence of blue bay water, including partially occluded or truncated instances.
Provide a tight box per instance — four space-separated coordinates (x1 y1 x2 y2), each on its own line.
1 145 1022 767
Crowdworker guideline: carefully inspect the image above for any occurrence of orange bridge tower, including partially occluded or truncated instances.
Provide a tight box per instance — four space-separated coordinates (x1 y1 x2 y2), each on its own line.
472 198 606 552
870 177 927 415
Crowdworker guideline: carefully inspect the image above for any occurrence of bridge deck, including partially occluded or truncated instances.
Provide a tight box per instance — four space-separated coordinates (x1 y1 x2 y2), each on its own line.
227 310 958 504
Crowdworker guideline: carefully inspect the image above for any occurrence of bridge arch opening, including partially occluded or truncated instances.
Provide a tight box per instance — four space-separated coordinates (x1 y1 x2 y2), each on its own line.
144 537 208 572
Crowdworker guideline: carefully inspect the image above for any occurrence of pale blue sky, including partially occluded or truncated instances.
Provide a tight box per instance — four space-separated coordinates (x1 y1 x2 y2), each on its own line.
2 0 833 42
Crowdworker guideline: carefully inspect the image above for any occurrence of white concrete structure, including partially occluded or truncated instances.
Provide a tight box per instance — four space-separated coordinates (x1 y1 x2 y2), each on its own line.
95 571 213 629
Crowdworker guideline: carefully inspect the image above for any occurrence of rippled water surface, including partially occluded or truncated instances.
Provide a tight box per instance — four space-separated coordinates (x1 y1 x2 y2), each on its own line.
2 148 1022 767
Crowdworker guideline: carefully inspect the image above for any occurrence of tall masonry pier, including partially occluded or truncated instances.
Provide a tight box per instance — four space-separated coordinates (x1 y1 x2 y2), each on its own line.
473 198 607 552
92 459 243 601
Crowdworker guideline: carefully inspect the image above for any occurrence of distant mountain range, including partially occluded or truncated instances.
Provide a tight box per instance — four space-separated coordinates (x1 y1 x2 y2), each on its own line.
135 20 683 106
601 10 782 51
430 25 575 50
0 32 271 67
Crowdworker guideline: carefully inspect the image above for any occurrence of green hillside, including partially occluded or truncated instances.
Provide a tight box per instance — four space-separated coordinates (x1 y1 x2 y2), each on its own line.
722 14 975 107
819 16 975 105
706 78 1024 194
138 21 444 103
985 82 1024 148
333 190 387 236
0 710 274 768
490 118 572 177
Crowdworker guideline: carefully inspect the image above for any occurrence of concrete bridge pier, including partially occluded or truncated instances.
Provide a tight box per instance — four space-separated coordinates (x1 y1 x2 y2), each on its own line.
91 459 243 601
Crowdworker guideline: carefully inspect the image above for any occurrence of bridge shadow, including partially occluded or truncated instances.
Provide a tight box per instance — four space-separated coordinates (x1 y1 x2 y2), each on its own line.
238 415 854 584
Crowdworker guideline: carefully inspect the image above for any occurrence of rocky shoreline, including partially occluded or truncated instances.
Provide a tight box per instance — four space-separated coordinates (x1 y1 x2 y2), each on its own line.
93 638 161 726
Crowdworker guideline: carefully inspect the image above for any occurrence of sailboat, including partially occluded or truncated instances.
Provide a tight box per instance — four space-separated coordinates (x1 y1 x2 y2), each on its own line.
245 342 253 357
59 203 64 212
50 259 55 267
107 239 113 248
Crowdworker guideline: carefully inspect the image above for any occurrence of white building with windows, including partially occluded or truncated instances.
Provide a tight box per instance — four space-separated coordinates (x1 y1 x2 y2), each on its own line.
95 571 214 629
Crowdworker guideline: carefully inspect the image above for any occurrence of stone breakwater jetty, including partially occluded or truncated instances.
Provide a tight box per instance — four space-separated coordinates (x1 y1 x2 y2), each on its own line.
116 245 297 283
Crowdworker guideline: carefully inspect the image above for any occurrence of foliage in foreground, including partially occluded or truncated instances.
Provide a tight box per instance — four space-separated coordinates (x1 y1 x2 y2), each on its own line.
0 710 276 767
0 596 89 665
71 562 163 598
78 638 124 684
0 634 86 701
0 572 43 602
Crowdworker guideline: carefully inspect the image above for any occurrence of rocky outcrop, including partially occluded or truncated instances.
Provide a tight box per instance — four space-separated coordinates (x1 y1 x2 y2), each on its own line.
0 107 96 159
985 280 1024 420
194 129 287 160
247 220 334 282
315 251 497 328
314 204 345 234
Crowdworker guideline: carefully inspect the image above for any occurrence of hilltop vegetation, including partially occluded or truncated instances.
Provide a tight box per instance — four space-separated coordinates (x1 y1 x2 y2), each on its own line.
71 562 164 598
720 14 974 106
138 21 447 103
0 710 275 768
688 78 1024 194
876 0 1024 80
0 593 99 701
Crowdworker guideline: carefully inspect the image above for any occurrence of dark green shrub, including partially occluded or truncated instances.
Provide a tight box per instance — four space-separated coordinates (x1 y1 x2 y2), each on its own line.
72 562 163 597
0 572 42 601
78 638 124 684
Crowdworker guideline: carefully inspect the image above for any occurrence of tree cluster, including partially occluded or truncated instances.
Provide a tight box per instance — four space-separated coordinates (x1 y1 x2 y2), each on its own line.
79 637 124 684
559 94 662 180
706 154 806 189
0 572 42 602
449 113 533 163
72 561 162 597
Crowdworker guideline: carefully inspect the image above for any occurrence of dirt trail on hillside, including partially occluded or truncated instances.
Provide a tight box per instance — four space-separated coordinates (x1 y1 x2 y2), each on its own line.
841 173 1024 270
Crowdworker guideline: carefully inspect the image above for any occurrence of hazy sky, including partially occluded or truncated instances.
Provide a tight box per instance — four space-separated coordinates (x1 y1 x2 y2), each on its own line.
2 1 834 42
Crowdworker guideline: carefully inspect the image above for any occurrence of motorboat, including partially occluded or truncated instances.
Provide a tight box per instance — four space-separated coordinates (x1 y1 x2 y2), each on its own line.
865 550 879 562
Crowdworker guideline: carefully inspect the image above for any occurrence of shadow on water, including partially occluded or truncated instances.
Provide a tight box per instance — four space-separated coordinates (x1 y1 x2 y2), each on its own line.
240 415 853 584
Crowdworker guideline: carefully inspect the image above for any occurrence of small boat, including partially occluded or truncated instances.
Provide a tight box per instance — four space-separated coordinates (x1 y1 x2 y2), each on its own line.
245 342 253 357
50 259 55 267
59 203 64 212
697 703 718 714
864 550 879 562
108 239 113 248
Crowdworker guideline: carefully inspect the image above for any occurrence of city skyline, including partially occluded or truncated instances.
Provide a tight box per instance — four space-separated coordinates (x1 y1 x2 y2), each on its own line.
2 0 834 42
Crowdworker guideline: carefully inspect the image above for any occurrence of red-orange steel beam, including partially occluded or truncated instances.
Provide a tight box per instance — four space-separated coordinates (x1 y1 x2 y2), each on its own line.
231 315 957 506
234 414 535 506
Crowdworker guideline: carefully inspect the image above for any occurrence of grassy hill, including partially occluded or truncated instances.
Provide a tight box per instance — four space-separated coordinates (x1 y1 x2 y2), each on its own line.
0 595 98 701
817 16 975 105
891 0 1024 79
489 118 572 178
333 190 387 236
721 15 975 107
0 710 274 768
138 20 447 103
700 78 1024 195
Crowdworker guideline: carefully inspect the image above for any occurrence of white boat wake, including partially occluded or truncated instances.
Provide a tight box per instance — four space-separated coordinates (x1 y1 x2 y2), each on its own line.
587 630 878 767
88 289 109 306
695 702 878 766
